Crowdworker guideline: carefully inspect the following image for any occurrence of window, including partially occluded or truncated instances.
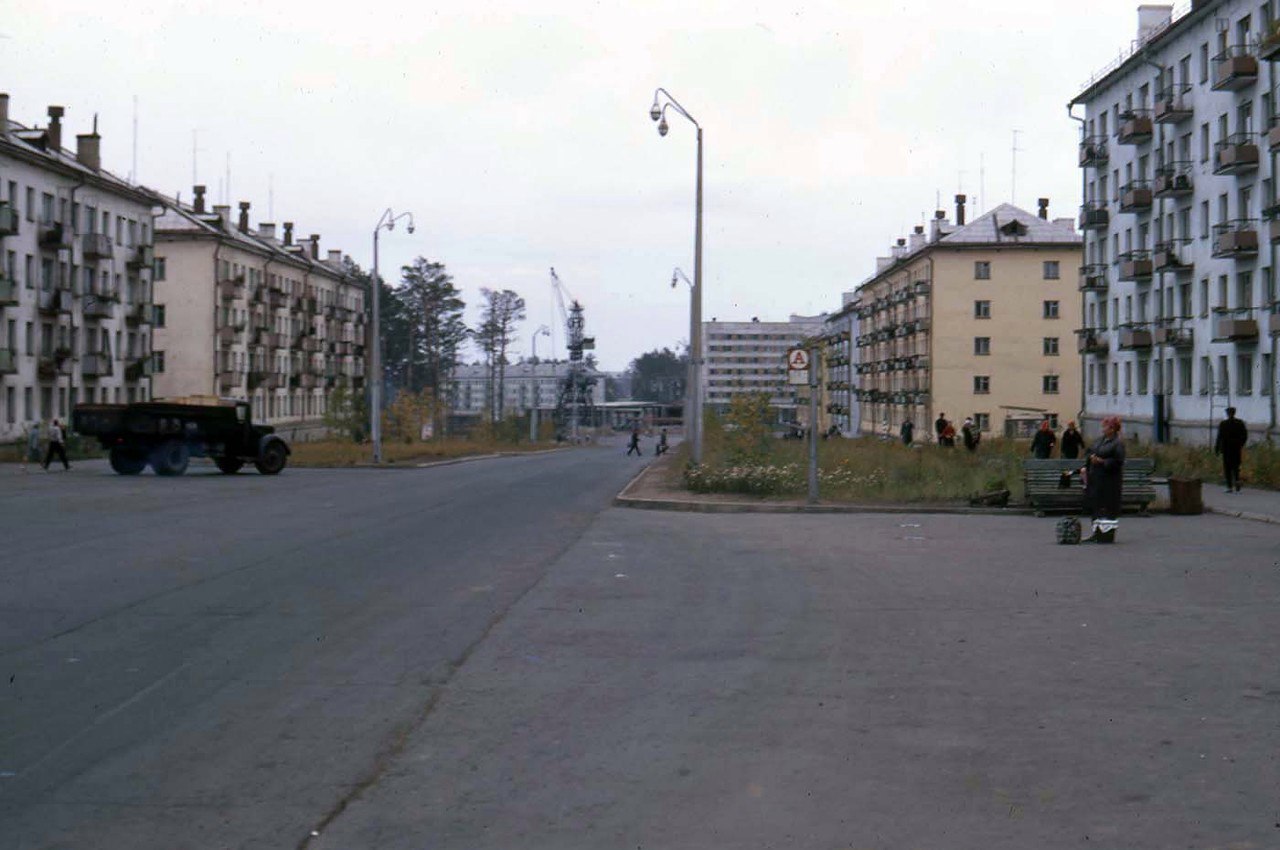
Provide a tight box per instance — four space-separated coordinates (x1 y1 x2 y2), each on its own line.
153 350 165 373
153 257 166 281
1237 353 1253 394
1044 337 1060 356
973 375 990 394
1098 362 1108 394
1043 261 1060 280
24 186 34 222
1111 362 1119 395
1137 360 1149 394
1201 356 1213 394
1043 375 1060 394
1200 123 1210 162
1263 354 1273 396
1179 356 1192 395
974 336 991 356
974 261 991 280
154 304 166 328
974 300 991 319
1199 279 1209 316
973 413 989 432
1124 361 1132 394
1043 300 1060 319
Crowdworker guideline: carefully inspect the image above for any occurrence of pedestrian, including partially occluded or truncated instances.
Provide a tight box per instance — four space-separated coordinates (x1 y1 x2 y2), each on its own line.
961 417 980 452
1081 415 1125 543
42 418 70 471
940 421 956 448
1214 406 1248 493
900 419 914 446
655 428 669 456
934 412 947 444
1060 420 1084 460
1030 419 1057 459
626 428 642 456
22 421 40 473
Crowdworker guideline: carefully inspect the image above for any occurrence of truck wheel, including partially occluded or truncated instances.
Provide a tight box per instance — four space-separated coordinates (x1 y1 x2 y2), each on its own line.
109 446 147 475
151 440 190 476
214 457 245 475
254 442 288 475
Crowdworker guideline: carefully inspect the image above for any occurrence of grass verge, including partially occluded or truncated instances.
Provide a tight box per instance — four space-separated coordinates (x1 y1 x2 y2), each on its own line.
289 438 557 467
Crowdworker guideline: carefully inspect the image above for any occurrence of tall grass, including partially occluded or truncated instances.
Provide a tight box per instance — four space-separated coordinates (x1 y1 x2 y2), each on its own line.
1131 440 1280 489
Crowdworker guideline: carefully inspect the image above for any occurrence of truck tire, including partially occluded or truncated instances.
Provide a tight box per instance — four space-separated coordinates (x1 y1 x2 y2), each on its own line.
109 445 147 475
254 442 288 475
151 440 190 476
214 456 245 474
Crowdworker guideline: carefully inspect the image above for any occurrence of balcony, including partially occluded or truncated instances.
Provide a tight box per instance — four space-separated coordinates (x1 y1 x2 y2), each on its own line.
1117 324 1153 350
0 349 15 374
1152 240 1192 273
122 357 151 381
1078 135 1108 167
1076 328 1108 354
268 291 287 310
0 276 17 306
38 349 72 379
0 202 18 235
217 372 242 394
81 233 114 260
1077 264 1107 292
1153 164 1193 198
1212 220 1260 259
1152 322 1194 347
125 302 152 326
1212 46 1258 90
1118 181 1153 213
1154 85 1193 123
1117 109 1153 145
37 289 69 314
81 353 114 378
38 222 71 251
248 369 269 390
218 277 246 300
1214 133 1259 174
82 296 114 320
126 244 155 270
1079 201 1109 231
1213 312 1260 342
1117 250 1153 282
1268 123 1280 151
1269 310 1280 335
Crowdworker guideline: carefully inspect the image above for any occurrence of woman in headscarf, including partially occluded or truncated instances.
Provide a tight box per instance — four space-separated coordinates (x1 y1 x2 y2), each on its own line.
1082 415 1125 543
1030 419 1057 458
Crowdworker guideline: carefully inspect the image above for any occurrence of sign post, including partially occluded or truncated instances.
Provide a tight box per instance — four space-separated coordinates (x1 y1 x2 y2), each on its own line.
788 347 819 504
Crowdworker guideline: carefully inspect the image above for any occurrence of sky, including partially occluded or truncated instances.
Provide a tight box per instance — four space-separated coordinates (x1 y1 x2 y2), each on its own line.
1 0 1152 370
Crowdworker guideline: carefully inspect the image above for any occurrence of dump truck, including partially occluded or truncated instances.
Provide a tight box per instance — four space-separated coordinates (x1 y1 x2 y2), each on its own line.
71 396 290 476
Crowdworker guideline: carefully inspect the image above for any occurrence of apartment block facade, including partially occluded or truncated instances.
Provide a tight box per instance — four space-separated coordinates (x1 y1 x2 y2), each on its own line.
450 360 605 418
701 315 827 422
1072 0 1280 443
820 294 860 435
854 199 1083 438
0 96 158 442
152 187 366 428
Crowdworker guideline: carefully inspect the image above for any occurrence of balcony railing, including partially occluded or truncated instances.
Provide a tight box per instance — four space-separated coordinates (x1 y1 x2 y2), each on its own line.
1078 264 1108 292
82 295 113 319
37 350 72 379
37 289 69 314
38 222 71 251
1117 250 1153 282
1117 324 1153 349
1212 45 1259 90
1117 109 1153 144
1152 240 1192 273
218 278 246 300
0 349 15 374
0 276 17 305
1212 220 1260 258
1154 84 1193 123
1214 132 1260 174
1269 307 1280 335
1078 135 1108 167
0 203 18 235
1153 163 1193 197
125 302 152 326
81 233 114 260
1079 201 1109 230
1076 328 1108 354
80 353 114 378
1118 180 1153 213
126 244 155 269
1152 320 1194 347
1213 309 1260 341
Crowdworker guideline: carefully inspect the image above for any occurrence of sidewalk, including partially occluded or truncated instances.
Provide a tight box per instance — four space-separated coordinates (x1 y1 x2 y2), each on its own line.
1200 482 1280 526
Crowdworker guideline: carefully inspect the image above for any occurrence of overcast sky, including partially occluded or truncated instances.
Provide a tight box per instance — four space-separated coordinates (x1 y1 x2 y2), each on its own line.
3 0 1150 370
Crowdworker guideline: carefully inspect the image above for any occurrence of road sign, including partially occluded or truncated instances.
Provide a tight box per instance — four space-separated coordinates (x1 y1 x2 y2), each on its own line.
787 348 810 385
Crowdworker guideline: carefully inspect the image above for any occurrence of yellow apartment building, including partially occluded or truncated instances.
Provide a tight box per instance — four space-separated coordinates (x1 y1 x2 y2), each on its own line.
854 197 1083 439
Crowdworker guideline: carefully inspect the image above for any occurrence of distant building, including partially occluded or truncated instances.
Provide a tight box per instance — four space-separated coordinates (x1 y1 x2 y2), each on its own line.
854 196 1083 438
1071 1 1280 443
449 360 605 419
701 314 827 422
152 186 366 431
0 95 158 441
820 293 860 435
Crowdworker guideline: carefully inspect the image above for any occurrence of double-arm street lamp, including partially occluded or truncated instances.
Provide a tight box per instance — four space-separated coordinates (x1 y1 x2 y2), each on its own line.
649 88 704 464
370 208 415 464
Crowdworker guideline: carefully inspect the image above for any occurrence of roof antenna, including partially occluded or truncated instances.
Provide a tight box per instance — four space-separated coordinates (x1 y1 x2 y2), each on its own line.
1011 129 1023 208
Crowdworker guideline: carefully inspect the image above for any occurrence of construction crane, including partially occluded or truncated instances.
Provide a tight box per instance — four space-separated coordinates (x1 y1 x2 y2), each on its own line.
549 267 596 441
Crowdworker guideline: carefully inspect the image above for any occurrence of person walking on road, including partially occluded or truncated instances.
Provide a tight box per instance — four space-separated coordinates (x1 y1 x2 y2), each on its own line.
1214 407 1248 493
626 428 642 456
1060 421 1084 460
900 419 914 446
42 418 70 471
1030 419 1057 459
961 417 980 452
655 428 669 456
1081 415 1125 543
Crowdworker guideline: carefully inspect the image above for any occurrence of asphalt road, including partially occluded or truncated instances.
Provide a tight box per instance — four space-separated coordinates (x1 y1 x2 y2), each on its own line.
3 446 1279 849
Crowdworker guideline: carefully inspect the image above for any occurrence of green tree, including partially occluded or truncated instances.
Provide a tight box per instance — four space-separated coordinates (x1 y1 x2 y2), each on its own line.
397 258 468 435
627 346 688 404
475 288 527 422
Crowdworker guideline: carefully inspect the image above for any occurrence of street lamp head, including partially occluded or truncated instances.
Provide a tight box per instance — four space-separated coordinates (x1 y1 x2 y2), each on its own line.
407 224 415 234
670 273 678 289
658 117 669 136
649 102 661 122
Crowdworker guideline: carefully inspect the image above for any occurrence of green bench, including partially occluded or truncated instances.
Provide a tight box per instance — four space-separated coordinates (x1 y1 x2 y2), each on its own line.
1023 458 1156 516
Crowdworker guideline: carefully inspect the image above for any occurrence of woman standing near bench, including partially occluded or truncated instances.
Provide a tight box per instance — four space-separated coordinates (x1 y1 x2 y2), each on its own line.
1082 415 1125 543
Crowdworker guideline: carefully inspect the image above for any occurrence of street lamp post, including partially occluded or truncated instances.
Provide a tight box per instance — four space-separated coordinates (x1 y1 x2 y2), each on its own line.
650 88 704 465
671 267 694 426
530 324 551 442
370 208 415 464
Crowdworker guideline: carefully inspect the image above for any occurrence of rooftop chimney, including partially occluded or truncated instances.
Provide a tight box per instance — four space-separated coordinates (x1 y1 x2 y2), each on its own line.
283 222 294 246
192 185 207 214
47 105 64 152
212 204 231 227
75 122 100 171
876 256 893 272
327 249 342 265
309 234 320 259
955 194 967 226
1137 5 1173 43
258 222 276 241
909 225 926 252
1037 197 1050 220
237 202 250 233
0 94 9 138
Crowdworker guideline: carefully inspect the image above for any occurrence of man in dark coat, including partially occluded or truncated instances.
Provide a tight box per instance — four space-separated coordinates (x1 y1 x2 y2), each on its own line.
1029 419 1057 459
1214 407 1248 493
1060 421 1084 460
934 413 947 444
900 420 914 446
1082 415 1125 543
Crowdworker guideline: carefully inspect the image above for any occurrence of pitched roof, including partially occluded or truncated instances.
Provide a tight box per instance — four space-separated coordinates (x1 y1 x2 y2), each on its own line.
939 203 1081 246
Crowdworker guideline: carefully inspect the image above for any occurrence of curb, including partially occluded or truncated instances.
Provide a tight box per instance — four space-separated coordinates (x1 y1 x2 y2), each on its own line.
298 447 570 471
1205 506 1280 526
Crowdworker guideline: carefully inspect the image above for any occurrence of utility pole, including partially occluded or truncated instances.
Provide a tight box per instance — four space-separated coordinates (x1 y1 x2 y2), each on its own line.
807 345 820 505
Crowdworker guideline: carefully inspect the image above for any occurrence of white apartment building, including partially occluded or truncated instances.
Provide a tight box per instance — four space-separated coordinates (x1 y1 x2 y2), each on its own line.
152 186 366 428
702 314 827 422
0 95 158 442
821 294 860 435
1072 1 1280 443
450 360 605 418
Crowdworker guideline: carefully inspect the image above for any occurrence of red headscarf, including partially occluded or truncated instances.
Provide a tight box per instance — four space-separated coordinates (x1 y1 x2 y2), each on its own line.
1101 415 1122 433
